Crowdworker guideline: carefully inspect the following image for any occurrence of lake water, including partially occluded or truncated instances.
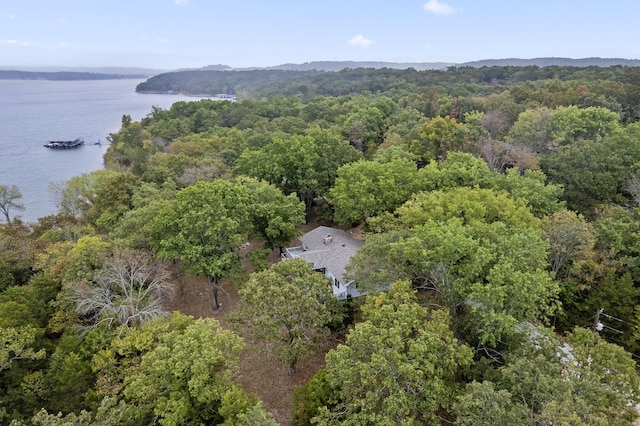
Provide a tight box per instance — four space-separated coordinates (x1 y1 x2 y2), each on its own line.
0 79 203 223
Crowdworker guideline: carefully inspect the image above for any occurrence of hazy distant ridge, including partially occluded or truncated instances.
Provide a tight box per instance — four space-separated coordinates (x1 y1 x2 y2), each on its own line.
198 57 640 72
459 57 640 67
0 66 165 78
260 61 454 71
5 58 640 82
0 70 152 81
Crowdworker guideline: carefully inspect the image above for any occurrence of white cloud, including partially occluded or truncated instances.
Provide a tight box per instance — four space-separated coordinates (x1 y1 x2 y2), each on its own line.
348 34 374 47
9 14 16 19
0 39 29 46
141 35 170 43
423 0 455 15
175 0 189 5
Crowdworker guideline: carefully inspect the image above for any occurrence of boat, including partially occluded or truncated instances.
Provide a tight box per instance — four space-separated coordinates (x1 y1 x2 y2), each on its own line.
44 138 85 149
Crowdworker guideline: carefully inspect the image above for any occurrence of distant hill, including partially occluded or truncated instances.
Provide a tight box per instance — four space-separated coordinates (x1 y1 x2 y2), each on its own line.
258 61 453 71
189 57 640 72
6 58 639 84
0 66 168 77
458 57 640 68
4 58 639 80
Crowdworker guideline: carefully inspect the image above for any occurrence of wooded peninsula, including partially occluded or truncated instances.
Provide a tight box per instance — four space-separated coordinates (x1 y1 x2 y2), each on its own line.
3 63 640 425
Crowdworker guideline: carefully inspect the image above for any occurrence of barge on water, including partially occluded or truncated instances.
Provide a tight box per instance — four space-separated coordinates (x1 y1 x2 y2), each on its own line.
44 138 84 149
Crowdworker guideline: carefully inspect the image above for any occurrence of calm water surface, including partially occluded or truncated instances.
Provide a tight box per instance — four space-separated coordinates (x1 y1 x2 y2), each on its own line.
0 79 202 223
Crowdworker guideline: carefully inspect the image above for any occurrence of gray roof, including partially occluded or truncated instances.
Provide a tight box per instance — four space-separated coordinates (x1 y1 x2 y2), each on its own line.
289 226 363 283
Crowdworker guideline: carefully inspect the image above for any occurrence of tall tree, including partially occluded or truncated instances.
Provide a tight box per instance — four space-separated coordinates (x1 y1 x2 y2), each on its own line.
542 209 595 278
236 177 305 256
550 105 621 146
88 312 250 426
481 327 639 425
329 158 423 226
411 116 470 162
234 259 342 375
85 172 141 230
507 107 554 153
234 128 360 220
49 170 121 219
151 180 248 310
314 281 473 425
123 317 245 425
0 184 25 225
353 188 559 346
0 325 46 372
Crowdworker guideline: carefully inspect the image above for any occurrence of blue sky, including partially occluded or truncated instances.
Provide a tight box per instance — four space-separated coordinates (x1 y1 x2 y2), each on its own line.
2 0 639 70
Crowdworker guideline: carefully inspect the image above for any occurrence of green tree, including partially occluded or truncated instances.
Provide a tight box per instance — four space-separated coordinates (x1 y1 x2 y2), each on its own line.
27 397 127 426
49 169 122 219
550 105 621 146
453 381 529 426
503 327 639 425
0 184 25 225
152 180 248 310
491 168 564 218
291 369 332 426
110 181 176 250
507 107 554 153
342 106 386 152
236 177 305 256
104 115 155 175
417 151 494 192
0 223 35 288
90 313 255 425
411 116 469 162
541 122 640 213
354 188 558 346
234 259 342 375
234 128 360 219
314 282 473 425
123 316 245 426
0 325 45 372
85 172 141 230
542 209 595 278
329 158 423 226
40 328 112 415
375 186 539 231
63 237 111 284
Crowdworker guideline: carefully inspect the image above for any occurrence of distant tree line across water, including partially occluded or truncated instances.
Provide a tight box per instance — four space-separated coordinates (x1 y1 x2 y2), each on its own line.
135 65 640 123
0 70 147 80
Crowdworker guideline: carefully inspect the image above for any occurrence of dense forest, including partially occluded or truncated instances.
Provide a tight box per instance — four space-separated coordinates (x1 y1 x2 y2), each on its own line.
4 64 640 424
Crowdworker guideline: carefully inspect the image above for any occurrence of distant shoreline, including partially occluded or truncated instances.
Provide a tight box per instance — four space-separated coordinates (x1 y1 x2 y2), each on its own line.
0 70 149 81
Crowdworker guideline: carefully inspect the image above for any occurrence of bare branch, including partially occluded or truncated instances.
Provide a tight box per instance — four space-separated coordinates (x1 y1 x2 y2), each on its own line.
72 248 175 329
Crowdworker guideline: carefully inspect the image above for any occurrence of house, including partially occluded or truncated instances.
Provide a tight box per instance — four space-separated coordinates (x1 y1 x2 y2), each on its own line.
283 226 364 300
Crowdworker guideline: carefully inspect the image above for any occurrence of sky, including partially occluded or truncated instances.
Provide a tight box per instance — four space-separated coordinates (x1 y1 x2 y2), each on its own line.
2 0 640 70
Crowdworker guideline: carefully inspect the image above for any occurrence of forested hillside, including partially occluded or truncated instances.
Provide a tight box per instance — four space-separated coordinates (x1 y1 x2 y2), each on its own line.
4 65 640 425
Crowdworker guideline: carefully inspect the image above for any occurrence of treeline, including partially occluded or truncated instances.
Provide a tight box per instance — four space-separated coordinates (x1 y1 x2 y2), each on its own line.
3 64 640 424
137 65 640 122
0 71 147 81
